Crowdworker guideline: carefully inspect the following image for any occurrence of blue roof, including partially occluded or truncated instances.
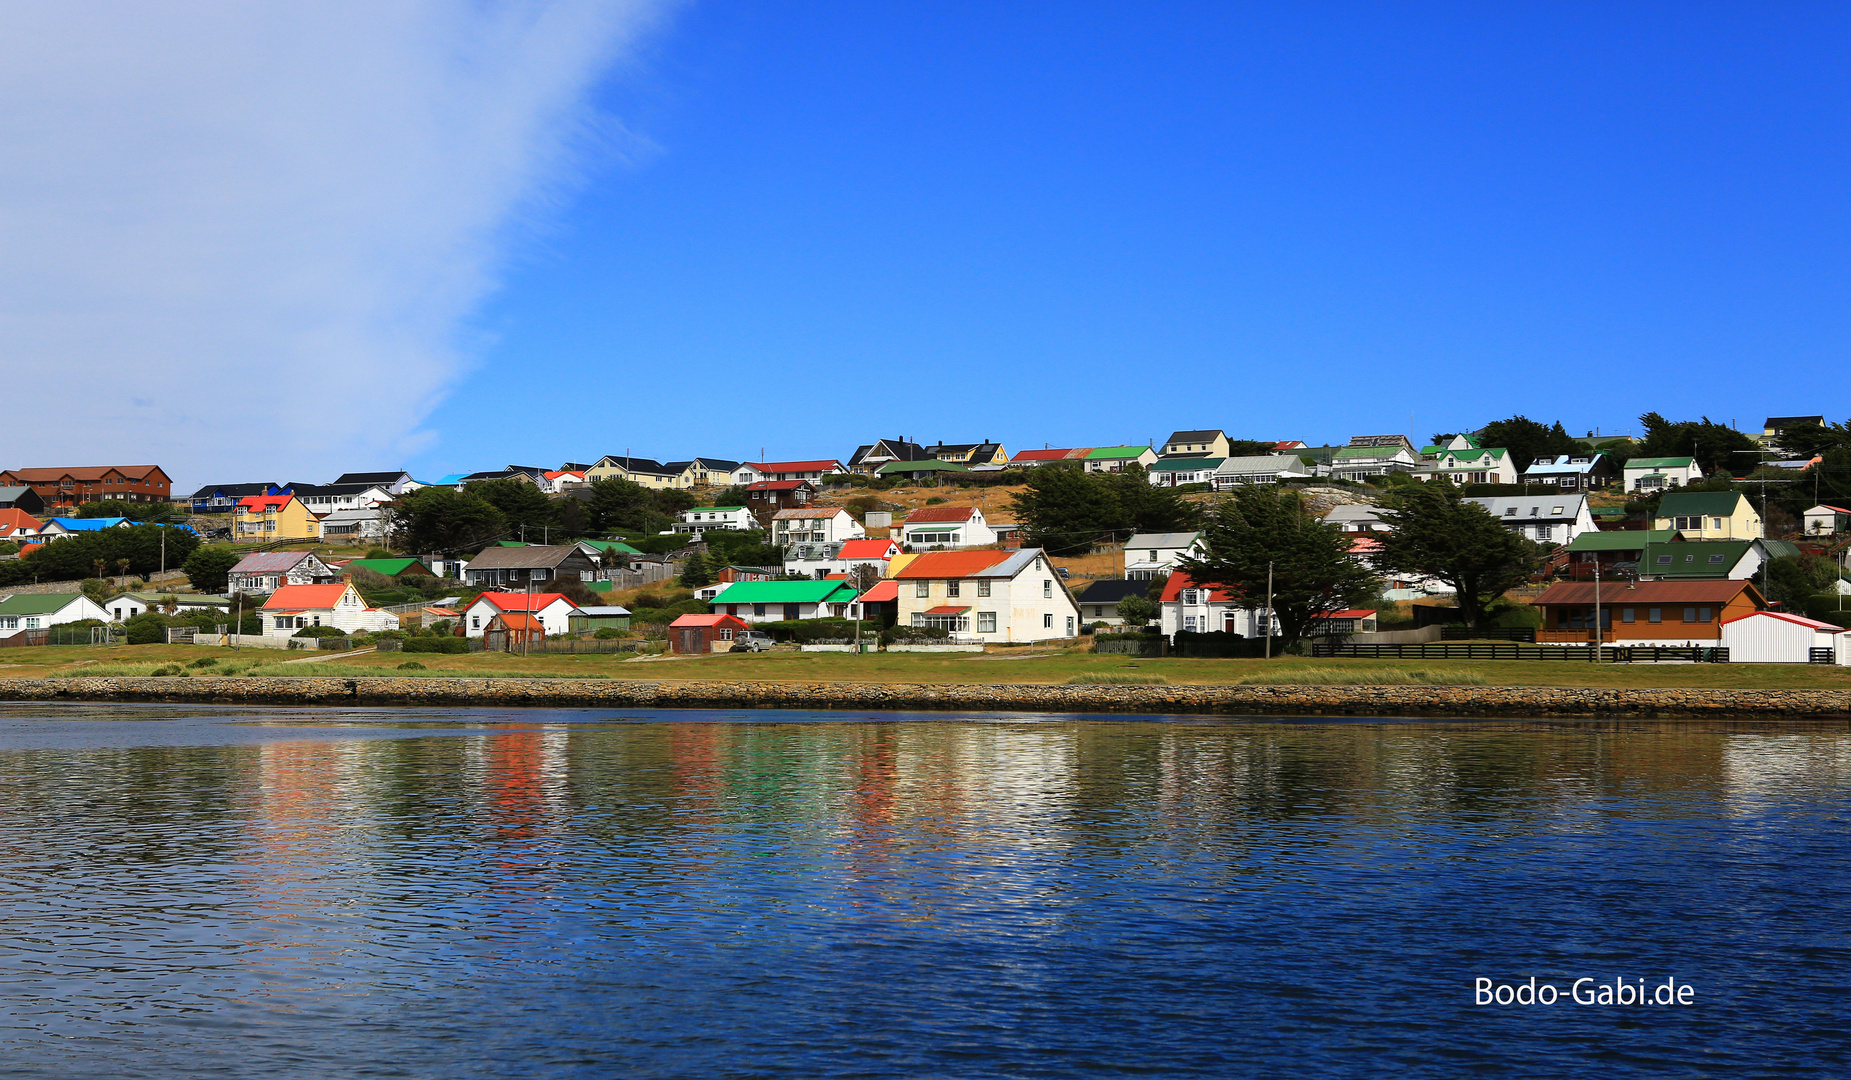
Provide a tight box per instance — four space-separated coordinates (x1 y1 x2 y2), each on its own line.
433 473 470 485
47 517 128 531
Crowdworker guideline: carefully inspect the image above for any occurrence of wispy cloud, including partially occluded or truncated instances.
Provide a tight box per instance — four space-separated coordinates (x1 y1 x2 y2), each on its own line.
0 1 667 489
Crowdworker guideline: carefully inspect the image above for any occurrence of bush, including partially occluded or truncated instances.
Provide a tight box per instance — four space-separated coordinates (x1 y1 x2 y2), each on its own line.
292 625 347 638
593 626 626 640
397 661 428 670
630 598 709 625
881 625 950 644
401 636 472 653
189 657 218 669
751 617 862 643
924 496 946 506
1798 594 1851 628
365 547 396 560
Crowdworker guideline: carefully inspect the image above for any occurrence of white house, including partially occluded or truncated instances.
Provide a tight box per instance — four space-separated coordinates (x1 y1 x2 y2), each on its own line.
1623 456 1704 493
1213 455 1313 488
1147 458 1224 487
317 508 388 541
462 592 584 638
1467 495 1596 546
229 551 339 594
0 593 111 638
1122 531 1205 581
1720 611 1846 664
1429 447 1518 485
674 505 756 536
1324 504 1390 533
1329 445 1421 482
289 483 394 514
784 537 900 580
770 507 865 547
1083 446 1160 473
103 593 234 622
1157 572 1271 636
259 583 399 641
1803 504 1850 537
902 505 997 549
891 548 1081 642
731 459 846 486
707 579 863 623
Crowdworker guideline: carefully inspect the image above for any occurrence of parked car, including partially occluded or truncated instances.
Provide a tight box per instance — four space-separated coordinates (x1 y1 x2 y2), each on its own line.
729 631 775 652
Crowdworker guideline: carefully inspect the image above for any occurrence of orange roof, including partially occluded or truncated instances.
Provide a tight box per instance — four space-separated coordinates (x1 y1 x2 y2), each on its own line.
906 506 977 523
261 583 352 610
772 507 847 518
858 580 899 602
0 508 41 533
476 592 571 612
890 550 1012 579
491 612 544 630
1534 580 1759 606
1012 448 1090 462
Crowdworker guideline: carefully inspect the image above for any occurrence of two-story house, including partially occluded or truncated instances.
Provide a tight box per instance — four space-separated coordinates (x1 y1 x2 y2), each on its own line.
234 493 321 541
1083 446 1159 473
584 455 681 488
0 465 172 508
674 505 756 536
461 544 602 588
732 459 847 486
902 506 997 549
771 507 866 547
1521 454 1619 491
1330 445 1422 482
891 548 1081 641
1653 491 1763 539
1161 430 1231 458
1429 447 1517 485
848 438 932 474
784 537 902 580
1622 456 1704 492
229 551 339 594
332 471 420 495
260 582 399 641
1122 531 1205 581
1157 572 1270 637
925 440 1008 466
663 458 740 488
1467 495 1596 546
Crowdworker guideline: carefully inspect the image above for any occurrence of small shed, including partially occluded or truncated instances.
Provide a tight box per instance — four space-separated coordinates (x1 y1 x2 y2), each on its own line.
483 612 544 652
668 613 749 654
569 606 633 633
1720 611 1845 663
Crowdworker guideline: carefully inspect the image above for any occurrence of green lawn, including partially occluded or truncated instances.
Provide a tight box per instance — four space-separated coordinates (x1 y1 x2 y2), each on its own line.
3 643 1847 690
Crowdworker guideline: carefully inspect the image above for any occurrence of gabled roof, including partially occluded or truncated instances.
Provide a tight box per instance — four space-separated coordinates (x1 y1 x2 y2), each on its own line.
1532 580 1761 605
0 508 43 532
1011 448 1091 462
1624 456 1696 470
1468 495 1587 520
596 455 674 476
669 613 749 628
261 584 354 610
1656 491 1750 518
746 479 815 491
1124 531 1201 549
1640 540 1755 577
906 506 978 523
1218 455 1309 473
344 558 429 577
488 612 545 631
1085 446 1151 460
334 471 410 486
1075 579 1154 604
463 545 591 570
230 551 324 573
1158 571 1243 604
1436 447 1508 465
1722 610 1844 632
44 517 129 531
1523 455 1605 475
474 592 576 612
237 493 297 512
772 507 849 519
1566 530 1677 552
707 580 859 604
2 465 167 483
1165 430 1224 443
0 593 91 615
744 459 842 473
837 538 899 559
188 482 278 499
891 549 1045 580
858 580 900 603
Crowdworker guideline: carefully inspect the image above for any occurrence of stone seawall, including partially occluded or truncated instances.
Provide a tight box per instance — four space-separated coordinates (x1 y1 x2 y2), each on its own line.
0 677 1846 718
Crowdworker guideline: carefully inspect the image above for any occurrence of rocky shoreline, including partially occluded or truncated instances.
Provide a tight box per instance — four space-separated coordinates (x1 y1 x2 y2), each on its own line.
1 676 1846 719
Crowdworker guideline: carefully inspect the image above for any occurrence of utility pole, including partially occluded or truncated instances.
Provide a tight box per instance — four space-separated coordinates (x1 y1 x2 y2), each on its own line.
1592 561 1603 664
1264 560 1275 659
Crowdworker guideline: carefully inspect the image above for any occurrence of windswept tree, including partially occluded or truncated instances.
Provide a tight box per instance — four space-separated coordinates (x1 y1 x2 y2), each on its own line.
1374 483 1540 628
1008 463 1200 555
1635 412 1760 476
1473 416 1583 473
1174 486 1376 650
390 486 507 556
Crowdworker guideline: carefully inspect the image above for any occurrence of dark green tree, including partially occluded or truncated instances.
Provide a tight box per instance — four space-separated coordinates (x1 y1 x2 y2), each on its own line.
1768 418 1851 460
1009 464 1199 555
182 545 242 593
1762 554 1843 609
703 529 784 568
1473 416 1583 473
1174 487 1378 649
678 551 713 588
73 500 178 523
1108 465 1204 534
1115 593 1158 628
1374 483 1541 628
585 476 653 534
0 524 199 586
389 486 507 556
1636 413 1760 476
469 478 559 540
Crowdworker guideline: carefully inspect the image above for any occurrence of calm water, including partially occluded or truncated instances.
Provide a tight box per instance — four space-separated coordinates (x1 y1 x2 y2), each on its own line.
0 705 1847 1078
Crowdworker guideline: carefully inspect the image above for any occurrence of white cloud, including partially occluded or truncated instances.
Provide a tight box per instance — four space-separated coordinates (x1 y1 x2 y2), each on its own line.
0 1 667 491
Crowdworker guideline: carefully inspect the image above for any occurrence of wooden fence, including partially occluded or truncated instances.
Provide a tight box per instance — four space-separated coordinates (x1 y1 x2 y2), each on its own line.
1312 641 1728 663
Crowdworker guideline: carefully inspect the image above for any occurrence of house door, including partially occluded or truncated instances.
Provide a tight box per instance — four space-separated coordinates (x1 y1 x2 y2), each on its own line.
784 604 799 621
677 628 704 654
1223 612 1237 633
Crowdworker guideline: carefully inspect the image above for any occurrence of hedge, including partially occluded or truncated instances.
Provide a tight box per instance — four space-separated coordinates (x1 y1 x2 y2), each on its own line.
402 637 473 653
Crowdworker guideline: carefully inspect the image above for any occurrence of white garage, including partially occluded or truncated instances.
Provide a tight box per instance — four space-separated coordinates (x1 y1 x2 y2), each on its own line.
1719 611 1846 664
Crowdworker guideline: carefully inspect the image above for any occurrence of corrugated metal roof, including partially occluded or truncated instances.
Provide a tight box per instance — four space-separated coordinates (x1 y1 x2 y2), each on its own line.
1216 455 1308 474
925 605 971 615
1566 529 1676 551
1656 491 1749 518
1532 580 1758 605
772 507 847 519
858 580 900 602
905 506 977 523
261 584 352 610
837 539 898 559
891 550 1013 579
463 545 589 570
707 580 859 604
1124 531 1201 549
229 551 319 573
1085 446 1150 459
1721 610 1843 631
1468 495 1587 520
669 613 747 628
1625 457 1696 469
1149 457 1224 471
0 593 90 616
1075 579 1152 604
475 592 574 612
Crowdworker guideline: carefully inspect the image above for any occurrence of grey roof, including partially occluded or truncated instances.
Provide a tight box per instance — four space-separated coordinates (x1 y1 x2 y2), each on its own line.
1075 579 1154 604
229 551 320 573
1468 495 1587 521
576 606 633 617
333 471 410 486
1323 504 1386 523
1216 455 1311 475
318 508 384 523
0 486 30 499
462 545 592 570
1124 531 1202 550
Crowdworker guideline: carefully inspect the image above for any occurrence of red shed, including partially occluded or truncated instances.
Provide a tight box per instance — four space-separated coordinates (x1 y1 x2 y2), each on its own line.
668 613 750 654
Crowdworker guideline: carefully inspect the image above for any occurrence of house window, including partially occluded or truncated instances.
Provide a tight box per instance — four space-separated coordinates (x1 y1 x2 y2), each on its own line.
1683 607 1696 623
1035 557 1043 570
1621 607 1635 623
916 582 930 598
0 617 14 630
1182 589 1199 605
1708 555 1724 564
1699 607 1712 622
1656 555 1672 565
719 628 734 641
1184 615 1197 631
1648 607 1662 623
1043 613 1053 628
978 611 997 633
1552 507 1563 515
1146 549 1157 561
753 604 766 617
1504 508 1517 516
977 581 991 597
1067 616 1075 636
23 617 40 630
471 616 480 629
946 581 960 597
1043 580 1052 598
275 617 291 630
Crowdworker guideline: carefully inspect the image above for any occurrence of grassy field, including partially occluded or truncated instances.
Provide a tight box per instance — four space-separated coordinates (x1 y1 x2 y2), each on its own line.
2 642 1847 690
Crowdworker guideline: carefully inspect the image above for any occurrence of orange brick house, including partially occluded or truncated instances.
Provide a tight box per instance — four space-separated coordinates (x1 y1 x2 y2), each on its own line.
0 465 171 508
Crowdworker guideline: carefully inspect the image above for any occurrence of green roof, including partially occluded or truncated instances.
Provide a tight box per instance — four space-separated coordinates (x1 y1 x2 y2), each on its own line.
1084 446 1150 460
345 558 429 577
0 593 88 615
1589 507 1626 517
1762 539 1802 559
712 580 860 605
579 539 641 554
690 506 745 513
1566 529 1676 552
1334 446 1405 459
1150 457 1225 472
879 460 968 474
1640 540 1753 577
1625 456 1695 470
1656 491 1748 518
1437 447 1507 465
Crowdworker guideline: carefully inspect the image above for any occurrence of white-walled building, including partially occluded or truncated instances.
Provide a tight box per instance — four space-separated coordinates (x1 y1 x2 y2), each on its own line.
1720 611 1846 664
674 505 755 536
0 593 110 638
1121 531 1204 581
259 583 399 641
891 548 1081 642
1803 504 1851 537
1213 455 1313 488
1324 504 1390 533
1623 456 1704 492
731 459 846 486
228 551 339 595
1156 572 1271 636
1467 494 1596 546
784 537 900 580
771 507 865 547
902 505 997 549
462 592 583 638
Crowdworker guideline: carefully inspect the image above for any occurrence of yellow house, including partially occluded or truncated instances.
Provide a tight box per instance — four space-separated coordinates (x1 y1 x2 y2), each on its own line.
234 493 321 541
1162 429 1231 457
584 455 680 489
1653 491 1763 540
927 440 1008 465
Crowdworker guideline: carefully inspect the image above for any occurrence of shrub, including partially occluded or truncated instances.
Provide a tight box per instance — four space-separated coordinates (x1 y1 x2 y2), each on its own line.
397 661 427 670
149 666 177 677
593 627 625 640
292 625 347 638
924 496 947 506
881 625 950 644
402 637 471 653
188 657 218 669
365 547 396 560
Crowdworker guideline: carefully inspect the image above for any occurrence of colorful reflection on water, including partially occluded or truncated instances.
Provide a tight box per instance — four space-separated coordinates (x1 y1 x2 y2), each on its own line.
0 705 1846 1077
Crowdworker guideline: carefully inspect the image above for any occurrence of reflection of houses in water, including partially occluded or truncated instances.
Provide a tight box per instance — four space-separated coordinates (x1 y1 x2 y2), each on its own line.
1722 733 1851 812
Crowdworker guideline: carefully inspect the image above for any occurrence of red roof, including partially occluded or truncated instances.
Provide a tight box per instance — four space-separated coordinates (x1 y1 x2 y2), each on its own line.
746 460 840 472
1158 571 1244 603
1313 609 1378 619
0 508 41 533
669 613 749 629
1533 580 1760 606
1011 448 1089 462
261 584 353 610
1721 610 1844 632
891 550 1012 579
544 470 583 481
747 480 811 492
905 506 977 523
924 605 970 615
772 507 847 518
837 538 898 560
237 493 295 512
857 580 899 602
476 592 571 612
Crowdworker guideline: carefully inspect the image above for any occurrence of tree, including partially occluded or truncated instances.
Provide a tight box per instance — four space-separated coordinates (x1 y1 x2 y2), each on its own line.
73 500 177 523
586 476 653 535
1108 466 1204 534
1768 418 1851 460
703 528 784 569
1473 416 1583 473
1116 594 1157 629
389 487 507 556
1636 413 1760 476
1762 554 1842 609
846 562 883 593
1174 487 1378 650
678 551 713 588
0 523 199 587
1008 464 1199 555
183 545 242 593
1374 483 1541 628
469 478 559 540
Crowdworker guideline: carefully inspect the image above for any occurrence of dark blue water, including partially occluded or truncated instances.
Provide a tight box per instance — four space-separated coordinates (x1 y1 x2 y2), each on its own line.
0 704 1846 1078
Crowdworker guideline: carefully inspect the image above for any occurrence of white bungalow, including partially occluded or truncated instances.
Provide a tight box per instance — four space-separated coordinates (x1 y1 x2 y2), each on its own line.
1122 531 1205 581
1213 455 1313 488
259 583 399 641
1467 495 1596 546
674 505 755 536
1623 456 1704 493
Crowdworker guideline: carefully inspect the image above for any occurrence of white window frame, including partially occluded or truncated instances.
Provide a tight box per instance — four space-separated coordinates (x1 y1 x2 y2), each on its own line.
977 611 997 633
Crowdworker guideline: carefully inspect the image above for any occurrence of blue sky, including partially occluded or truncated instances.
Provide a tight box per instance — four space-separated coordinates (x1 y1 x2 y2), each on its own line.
7 4 1847 486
